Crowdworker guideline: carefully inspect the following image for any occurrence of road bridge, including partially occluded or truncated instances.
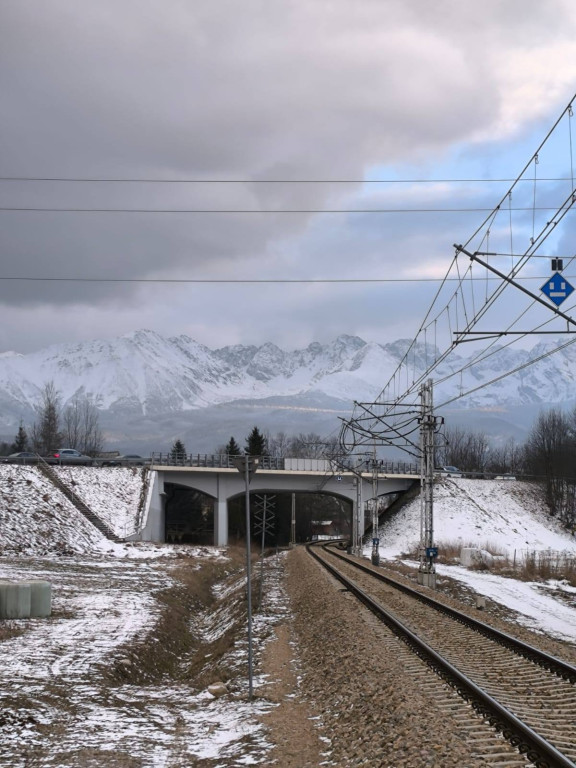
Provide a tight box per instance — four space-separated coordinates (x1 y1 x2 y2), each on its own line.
133 455 418 546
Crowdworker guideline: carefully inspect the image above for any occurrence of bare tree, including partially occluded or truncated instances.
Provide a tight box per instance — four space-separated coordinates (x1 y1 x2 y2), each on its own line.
62 397 104 456
436 426 489 473
288 432 324 458
485 438 523 475
288 432 339 458
267 431 291 457
524 407 576 519
31 382 63 455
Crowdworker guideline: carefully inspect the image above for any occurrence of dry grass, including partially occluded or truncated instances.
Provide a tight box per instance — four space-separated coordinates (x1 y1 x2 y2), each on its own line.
101 545 252 688
0 620 25 642
403 539 507 563
491 550 576 586
403 538 576 586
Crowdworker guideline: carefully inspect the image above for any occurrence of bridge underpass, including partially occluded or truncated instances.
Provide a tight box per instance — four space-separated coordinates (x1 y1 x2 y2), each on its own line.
227 491 352 546
134 460 417 547
163 485 352 546
164 483 214 544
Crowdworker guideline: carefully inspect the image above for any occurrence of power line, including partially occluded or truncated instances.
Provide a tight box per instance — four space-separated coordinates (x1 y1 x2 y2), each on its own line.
437 333 576 409
0 206 572 214
0 176 574 184
0 275 564 284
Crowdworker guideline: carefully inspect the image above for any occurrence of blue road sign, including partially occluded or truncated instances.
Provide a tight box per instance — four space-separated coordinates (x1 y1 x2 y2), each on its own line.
426 547 438 558
541 272 574 306
372 538 380 545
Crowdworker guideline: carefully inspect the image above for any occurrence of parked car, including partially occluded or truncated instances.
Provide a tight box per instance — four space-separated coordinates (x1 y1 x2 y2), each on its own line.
1 451 38 464
47 448 94 466
98 454 150 467
116 455 149 466
435 466 463 478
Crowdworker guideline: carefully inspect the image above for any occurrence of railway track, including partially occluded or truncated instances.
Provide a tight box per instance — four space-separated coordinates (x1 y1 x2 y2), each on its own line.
308 542 576 768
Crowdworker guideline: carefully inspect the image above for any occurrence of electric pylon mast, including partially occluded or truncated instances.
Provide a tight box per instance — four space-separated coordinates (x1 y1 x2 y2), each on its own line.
418 379 439 588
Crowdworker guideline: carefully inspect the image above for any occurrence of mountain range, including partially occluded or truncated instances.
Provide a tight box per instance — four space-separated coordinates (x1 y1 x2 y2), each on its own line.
0 329 574 452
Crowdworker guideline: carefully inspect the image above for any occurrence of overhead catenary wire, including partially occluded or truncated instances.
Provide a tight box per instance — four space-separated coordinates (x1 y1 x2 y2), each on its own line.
339 92 576 451
378 182 576 404
437 332 576 409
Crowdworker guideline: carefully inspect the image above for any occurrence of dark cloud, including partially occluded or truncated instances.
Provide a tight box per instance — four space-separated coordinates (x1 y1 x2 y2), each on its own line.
1 0 575 351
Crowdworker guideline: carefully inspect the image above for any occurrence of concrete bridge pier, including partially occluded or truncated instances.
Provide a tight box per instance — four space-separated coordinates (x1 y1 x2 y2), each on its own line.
215 476 228 547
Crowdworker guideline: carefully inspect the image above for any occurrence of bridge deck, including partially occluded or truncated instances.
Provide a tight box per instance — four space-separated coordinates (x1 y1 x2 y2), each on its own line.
150 464 419 480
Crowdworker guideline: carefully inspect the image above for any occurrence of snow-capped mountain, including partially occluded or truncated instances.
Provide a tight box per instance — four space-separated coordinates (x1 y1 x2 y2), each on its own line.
1 330 576 441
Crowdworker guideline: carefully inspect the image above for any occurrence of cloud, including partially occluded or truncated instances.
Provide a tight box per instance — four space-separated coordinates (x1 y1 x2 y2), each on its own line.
1 0 576 351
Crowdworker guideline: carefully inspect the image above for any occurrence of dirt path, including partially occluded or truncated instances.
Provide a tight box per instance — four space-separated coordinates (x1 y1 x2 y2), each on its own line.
259 623 324 766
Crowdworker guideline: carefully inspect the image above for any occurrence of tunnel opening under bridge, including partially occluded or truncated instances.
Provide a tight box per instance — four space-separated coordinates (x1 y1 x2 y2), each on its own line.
228 491 352 546
164 483 215 544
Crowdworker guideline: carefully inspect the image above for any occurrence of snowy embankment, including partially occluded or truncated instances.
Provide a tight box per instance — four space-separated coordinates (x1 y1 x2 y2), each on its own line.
0 465 147 555
373 478 576 559
52 465 146 537
0 465 115 555
366 478 576 643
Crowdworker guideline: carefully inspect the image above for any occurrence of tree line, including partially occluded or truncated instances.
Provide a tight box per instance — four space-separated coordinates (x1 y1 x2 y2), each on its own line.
215 427 339 458
438 408 576 530
1 382 103 457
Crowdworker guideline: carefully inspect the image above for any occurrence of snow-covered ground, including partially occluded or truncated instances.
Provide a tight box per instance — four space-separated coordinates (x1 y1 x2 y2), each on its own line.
0 465 116 555
364 478 576 643
0 464 297 765
0 547 289 766
0 468 574 763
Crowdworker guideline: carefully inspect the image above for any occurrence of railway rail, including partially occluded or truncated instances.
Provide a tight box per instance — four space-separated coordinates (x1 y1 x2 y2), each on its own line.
308 541 576 768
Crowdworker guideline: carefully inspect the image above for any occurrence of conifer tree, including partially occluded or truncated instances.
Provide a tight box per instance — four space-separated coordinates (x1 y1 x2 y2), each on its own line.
245 426 268 456
11 420 29 453
225 436 241 455
170 439 187 461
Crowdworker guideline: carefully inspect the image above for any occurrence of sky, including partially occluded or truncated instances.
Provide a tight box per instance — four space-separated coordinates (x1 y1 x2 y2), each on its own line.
3 2 576 355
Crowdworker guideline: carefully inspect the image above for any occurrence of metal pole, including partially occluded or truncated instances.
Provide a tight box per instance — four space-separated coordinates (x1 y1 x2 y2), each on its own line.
244 457 254 699
455 244 576 329
355 470 363 557
350 480 357 555
290 492 296 547
371 444 380 566
418 379 437 589
258 495 267 611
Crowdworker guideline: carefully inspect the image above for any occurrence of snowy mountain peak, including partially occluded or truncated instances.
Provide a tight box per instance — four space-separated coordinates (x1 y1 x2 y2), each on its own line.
2 330 576 435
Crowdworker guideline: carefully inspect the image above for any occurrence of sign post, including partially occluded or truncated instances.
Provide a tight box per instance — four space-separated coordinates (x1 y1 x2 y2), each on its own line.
231 455 259 700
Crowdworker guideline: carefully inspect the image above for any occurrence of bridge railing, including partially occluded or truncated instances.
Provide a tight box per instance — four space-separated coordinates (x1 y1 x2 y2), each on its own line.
150 453 286 469
150 453 419 475
332 458 418 475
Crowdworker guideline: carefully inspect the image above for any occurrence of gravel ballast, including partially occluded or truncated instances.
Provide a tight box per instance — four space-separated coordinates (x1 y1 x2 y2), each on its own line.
280 547 491 767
